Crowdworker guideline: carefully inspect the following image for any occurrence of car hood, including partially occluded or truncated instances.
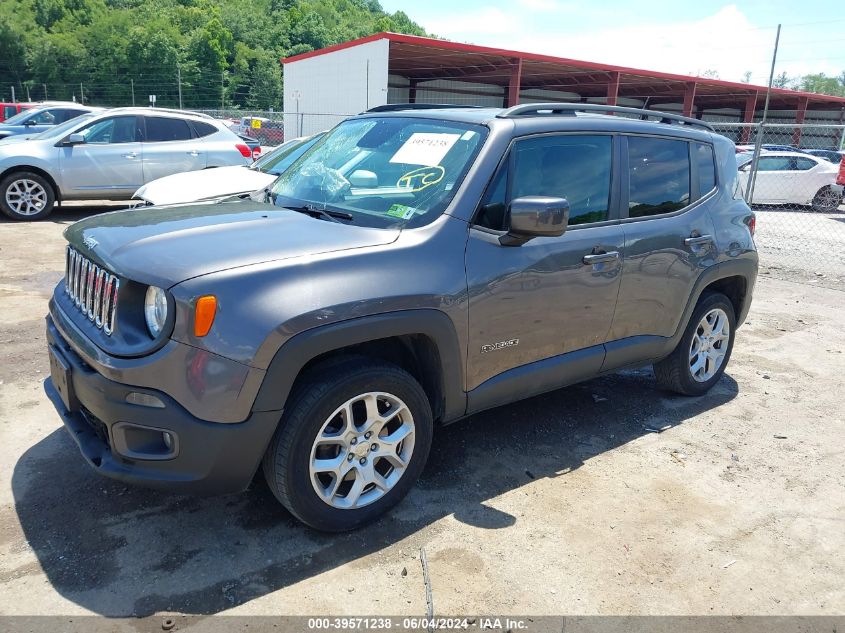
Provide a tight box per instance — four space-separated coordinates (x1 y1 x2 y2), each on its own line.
134 165 276 205
64 200 401 289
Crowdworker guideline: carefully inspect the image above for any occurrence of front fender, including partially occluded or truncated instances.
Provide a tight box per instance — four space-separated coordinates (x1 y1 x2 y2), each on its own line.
251 309 466 422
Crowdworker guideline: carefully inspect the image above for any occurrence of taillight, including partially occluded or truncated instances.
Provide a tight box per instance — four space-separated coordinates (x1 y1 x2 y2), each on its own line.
837 157 845 186
235 143 252 158
746 214 756 237
252 146 261 161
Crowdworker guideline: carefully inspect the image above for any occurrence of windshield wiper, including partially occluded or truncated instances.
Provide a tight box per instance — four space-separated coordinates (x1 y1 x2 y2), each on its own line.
280 202 353 223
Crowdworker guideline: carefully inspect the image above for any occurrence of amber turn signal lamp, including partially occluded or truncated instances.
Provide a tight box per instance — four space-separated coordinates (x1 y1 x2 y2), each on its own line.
194 295 217 337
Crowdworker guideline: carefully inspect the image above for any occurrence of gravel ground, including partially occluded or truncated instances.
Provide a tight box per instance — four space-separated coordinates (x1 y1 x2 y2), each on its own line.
0 203 843 618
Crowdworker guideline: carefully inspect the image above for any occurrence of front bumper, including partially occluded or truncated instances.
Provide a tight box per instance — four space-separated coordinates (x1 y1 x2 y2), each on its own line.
46 316 280 494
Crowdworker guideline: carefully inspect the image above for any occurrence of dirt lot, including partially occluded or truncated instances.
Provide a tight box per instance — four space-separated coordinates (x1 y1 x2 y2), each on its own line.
0 204 843 617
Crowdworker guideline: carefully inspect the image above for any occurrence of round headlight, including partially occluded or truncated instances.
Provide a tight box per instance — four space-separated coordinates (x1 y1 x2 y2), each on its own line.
144 286 168 337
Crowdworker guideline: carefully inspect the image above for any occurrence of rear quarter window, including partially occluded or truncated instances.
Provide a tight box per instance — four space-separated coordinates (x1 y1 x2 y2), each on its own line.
694 142 716 195
145 116 193 142
191 121 218 138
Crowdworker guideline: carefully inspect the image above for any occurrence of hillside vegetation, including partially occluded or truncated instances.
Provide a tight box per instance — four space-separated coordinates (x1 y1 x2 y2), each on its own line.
0 0 426 109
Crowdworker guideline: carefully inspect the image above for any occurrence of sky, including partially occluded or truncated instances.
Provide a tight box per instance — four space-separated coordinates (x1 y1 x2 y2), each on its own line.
378 0 845 85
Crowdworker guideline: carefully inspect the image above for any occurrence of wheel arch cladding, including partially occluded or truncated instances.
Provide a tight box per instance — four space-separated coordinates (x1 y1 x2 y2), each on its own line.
702 275 747 322
251 310 466 423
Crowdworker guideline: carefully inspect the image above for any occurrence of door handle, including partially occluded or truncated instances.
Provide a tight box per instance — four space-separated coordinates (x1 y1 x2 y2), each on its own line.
123 152 137 159
187 150 200 157
583 251 620 265
684 235 713 247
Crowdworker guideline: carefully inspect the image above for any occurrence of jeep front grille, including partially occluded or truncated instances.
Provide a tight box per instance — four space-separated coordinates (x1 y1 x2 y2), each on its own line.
65 246 120 335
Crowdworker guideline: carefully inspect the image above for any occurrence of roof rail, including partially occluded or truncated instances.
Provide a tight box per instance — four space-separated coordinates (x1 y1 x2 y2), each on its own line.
109 106 215 119
364 103 483 113
497 102 713 131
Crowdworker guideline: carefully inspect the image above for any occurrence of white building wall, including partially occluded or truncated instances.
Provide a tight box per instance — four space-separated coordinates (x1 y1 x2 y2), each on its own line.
283 38 390 138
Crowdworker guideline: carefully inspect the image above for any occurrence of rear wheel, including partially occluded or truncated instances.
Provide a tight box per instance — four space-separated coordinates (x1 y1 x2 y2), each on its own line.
654 292 736 396
811 186 841 212
0 171 56 220
262 358 433 531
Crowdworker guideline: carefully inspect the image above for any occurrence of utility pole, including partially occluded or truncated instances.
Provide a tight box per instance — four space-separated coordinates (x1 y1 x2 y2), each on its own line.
177 65 183 110
746 24 781 206
79 82 84 105
221 71 225 110
26 85 31 101
42 83 47 100
130 79 135 106
10 86 15 103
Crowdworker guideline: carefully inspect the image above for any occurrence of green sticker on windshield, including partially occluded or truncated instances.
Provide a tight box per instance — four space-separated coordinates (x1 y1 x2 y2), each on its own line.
386 204 419 220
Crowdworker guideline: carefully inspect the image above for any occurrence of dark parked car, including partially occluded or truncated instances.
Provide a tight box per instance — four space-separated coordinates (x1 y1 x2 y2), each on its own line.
804 148 845 164
45 103 757 531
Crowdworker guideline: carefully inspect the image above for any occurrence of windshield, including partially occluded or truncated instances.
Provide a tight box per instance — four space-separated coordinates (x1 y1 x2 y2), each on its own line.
254 134 323 175
33 113 95 140
270 117 487 228
2 109 36 125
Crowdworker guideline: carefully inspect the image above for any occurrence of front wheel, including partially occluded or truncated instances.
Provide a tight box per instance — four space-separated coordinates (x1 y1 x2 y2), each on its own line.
811 186 842 212
0 171 56 220
262 358 433 531
653 292 736 396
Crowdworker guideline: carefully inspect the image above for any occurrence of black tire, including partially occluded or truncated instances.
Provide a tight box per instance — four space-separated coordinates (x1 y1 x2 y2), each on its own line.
811 186 842 213
262 357 433 532
653 292 737 396
0 171 56 220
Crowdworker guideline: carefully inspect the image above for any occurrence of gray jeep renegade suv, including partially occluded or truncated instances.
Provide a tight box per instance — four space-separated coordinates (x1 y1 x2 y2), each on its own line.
45 103 757 531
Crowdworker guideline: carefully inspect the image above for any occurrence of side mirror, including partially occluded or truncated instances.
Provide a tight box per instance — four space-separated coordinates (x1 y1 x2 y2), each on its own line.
66 133 86 145
348 169 378 188
500 196 570 246
23 119 36 126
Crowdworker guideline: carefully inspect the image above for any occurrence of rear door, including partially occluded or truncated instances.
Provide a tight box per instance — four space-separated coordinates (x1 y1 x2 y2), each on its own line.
747 155 794 203
58 115 143 197
140 115 206 183
465 133 624 398
604 136 718 368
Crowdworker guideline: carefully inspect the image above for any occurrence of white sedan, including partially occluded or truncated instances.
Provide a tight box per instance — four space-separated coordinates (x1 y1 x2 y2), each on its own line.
133 133 323 206
738 151 842 212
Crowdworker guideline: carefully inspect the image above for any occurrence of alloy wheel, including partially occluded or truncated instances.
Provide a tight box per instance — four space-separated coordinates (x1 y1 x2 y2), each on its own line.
309 391 415 509
5 178 48 216
689 308 730 382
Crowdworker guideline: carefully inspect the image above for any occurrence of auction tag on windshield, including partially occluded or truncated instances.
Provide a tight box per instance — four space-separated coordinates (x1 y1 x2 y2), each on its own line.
386 204 421 219
390 133 460 166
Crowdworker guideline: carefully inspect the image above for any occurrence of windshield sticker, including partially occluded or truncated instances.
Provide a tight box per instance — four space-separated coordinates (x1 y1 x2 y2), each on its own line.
389 133 461 166
396 165 445 192
386 204 422 219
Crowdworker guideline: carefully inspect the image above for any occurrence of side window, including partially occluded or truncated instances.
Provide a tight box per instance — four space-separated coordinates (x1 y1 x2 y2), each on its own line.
79 116 138 144
475 162 509 230
512 135 612 226
475 135 613 230
191 121 217 138
4 106 17 119
145 116 192 142
757 157 792 172
29 109 57 125
627 136 690 217
795 157 817 171
694 142 716 195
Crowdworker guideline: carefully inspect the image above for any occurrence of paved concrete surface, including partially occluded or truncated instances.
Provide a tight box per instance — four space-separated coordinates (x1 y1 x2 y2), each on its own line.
0 203 843 617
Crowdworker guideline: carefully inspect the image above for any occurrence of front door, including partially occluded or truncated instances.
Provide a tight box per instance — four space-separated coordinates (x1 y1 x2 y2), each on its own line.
465 133 624 402
58 115 143 198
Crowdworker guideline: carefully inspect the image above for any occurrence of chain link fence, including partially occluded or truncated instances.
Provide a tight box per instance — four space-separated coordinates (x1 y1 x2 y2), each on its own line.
191 110 346 146
709 122 845 288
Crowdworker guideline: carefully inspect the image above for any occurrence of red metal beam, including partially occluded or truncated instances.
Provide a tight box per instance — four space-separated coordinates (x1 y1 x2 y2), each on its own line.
792 96 810 146
682 81 697 117
741 92 758 143
606 71 620 106
507 57 523 107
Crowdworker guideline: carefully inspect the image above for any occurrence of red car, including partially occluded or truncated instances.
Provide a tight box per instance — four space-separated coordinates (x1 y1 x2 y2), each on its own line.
0 102 35 123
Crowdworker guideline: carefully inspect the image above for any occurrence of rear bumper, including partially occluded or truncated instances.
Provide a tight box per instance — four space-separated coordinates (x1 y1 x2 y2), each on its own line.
46 316 280 494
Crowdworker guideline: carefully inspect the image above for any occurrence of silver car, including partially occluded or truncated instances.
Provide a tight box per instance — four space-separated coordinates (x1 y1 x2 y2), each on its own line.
0 108 252 220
